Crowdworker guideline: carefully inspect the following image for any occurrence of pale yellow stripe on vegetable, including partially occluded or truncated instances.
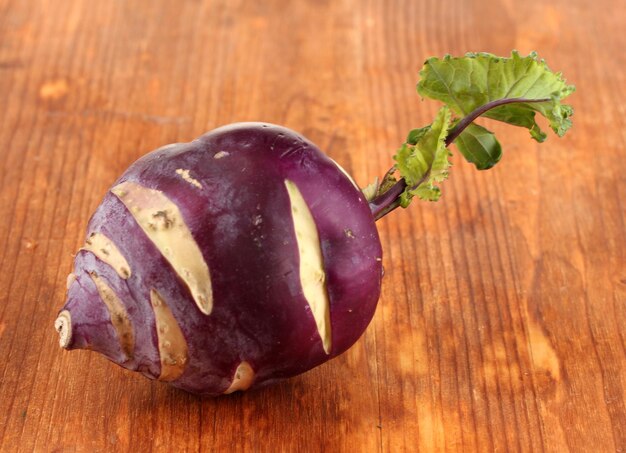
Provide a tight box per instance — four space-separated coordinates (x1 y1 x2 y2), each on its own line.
224 362 255 394
150 289 189 381
66 273 76 289
81 232 131 279
284 179 332 354
175 168 202 189
328 157 359 190
111 181 213 315
89 272 135 359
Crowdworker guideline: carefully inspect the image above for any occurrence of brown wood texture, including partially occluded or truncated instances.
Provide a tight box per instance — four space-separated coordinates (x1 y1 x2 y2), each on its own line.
0 0 624 451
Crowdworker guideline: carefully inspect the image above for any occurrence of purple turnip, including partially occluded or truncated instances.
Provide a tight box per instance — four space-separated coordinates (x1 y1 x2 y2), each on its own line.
56 123 382 395
54 52 574 396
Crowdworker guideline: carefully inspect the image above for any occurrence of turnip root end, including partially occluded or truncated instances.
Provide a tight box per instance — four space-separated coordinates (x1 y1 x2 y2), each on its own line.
54 310 72 349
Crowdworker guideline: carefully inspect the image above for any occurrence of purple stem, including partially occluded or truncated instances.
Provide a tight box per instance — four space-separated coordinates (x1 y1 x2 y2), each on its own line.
368 179 407 220
369 97 550 220
444 97 550 145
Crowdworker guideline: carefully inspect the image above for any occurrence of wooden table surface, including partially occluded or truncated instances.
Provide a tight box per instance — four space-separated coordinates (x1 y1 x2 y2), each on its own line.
1 0 624 451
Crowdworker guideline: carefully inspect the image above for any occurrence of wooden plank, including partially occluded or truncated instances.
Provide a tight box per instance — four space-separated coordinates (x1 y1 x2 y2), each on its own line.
0 0 624 451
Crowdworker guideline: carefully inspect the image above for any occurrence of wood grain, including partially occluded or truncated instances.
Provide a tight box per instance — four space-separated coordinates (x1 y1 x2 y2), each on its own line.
0 0 624 451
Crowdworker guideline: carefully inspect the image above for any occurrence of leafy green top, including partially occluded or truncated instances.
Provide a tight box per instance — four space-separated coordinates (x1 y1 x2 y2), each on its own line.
394 106 451 205
374 51 575 210
418 51 574 141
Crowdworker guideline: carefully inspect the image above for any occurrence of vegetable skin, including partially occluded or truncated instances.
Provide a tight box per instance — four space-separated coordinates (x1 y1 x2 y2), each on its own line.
57 123 383 395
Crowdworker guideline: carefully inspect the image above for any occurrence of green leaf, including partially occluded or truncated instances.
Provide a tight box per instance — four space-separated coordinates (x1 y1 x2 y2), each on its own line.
394 106 452 205
406 126 430 145
417 51 575 141
454 123 502 170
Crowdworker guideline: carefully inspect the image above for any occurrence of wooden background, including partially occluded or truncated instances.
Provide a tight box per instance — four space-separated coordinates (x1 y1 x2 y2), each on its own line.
0 0 624 451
